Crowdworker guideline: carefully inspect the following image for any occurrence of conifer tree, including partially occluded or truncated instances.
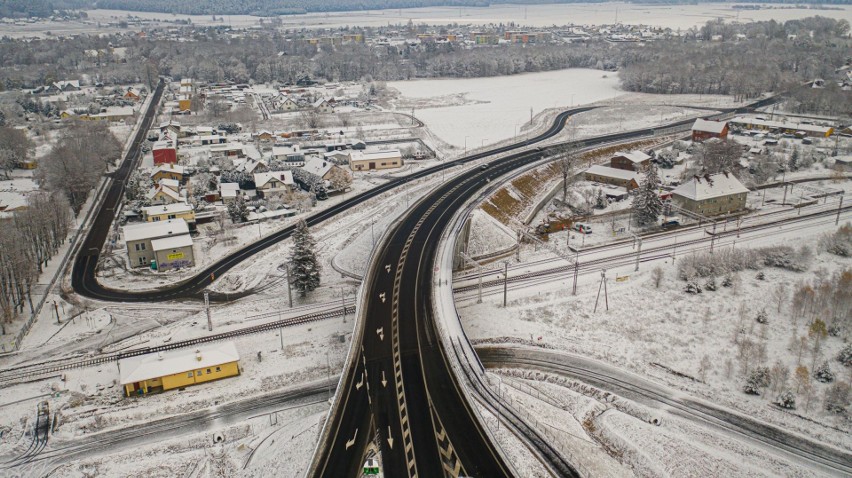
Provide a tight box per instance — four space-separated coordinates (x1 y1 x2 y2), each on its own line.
289 219 321 297
631 165 663 226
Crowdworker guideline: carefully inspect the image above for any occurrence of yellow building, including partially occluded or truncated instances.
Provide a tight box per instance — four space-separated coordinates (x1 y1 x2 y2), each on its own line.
119 342 240 397
178 95 192 112
141 203 195 226
349 149 403 171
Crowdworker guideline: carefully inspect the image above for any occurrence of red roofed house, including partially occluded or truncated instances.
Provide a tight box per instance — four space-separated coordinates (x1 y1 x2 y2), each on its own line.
692 119 728 142
153 140 178 165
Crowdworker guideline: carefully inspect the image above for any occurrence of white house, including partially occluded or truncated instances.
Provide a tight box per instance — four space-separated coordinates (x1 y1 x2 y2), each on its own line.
253 171 295 195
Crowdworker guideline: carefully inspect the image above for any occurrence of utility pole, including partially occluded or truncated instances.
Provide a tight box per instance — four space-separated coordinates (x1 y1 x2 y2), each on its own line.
280 327 284 351
572 251 579 295
709 221 717 254
204 292 212 331
634 236 642 272
341 287 347 323
593 269 609 313
285 266 293 308
837 195 844 226
53 301 60 325
502 261 509 307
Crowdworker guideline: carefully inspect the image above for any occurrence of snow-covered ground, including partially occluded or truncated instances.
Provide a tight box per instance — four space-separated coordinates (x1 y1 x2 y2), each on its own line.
388 69 621 148
456 204 852 457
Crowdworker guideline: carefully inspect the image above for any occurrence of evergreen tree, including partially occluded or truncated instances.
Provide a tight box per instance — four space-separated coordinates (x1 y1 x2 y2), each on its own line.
227 195 248 223
631 165 663 226
594 188 607 209
289 219 321 297
788 147 800 171
814 360 835 383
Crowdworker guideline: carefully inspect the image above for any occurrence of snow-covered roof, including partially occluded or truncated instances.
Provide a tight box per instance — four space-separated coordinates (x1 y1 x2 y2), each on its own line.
254 171 294 188
692 118 727 134
313 98 329 107
146 185 181 202
142 203 193 217
301 157 335 177
585 165 640 182
124 219 189 242
159 178 180 190
152 140 175 151
729 117 832 135
119 342 239 385
219 182 240 192
672 173 749 201
151 234 193 251
612 150 651 164
150 164 185 176
349 150 401 162
159 120 180 129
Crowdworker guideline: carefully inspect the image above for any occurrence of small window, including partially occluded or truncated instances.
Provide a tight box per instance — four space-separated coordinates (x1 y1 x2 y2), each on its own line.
141 243 146 250
135 243 141 251
187 372 193 378
206 368 211 374
196 370 202 376
168 214 176 219
215 366 221 372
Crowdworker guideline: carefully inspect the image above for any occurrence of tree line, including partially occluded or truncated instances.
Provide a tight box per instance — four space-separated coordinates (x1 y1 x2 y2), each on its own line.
0 193 71 333
36 121 123 213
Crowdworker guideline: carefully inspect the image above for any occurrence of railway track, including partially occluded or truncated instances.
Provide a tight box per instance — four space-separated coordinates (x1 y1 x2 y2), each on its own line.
0 306 354 386
477 346 852 476
453 203 852 294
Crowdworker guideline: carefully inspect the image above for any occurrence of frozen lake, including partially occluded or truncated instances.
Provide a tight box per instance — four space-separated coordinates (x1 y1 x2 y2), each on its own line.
388 69 620 148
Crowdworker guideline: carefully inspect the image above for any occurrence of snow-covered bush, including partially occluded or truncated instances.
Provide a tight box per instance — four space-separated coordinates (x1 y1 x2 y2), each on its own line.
684 281 702 294
813 361 835 383
704 277 717 291
819 223 852 257
824 382 850 415
722 275 733 288
837 344 852 367
756 271 766 281
775 390 796 409
677 246 805 281
744 367 771 395
756 309 768 324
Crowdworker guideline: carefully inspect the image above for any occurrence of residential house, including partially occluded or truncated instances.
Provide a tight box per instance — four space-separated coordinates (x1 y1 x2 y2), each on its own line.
241 159 269 174
153 140 178 165
219 182 240 203
46 80 80 93
584 165 640 190
254 171 295 196
151 164 184 183
159 120 182 138
123 219 194 269
671 172 750 217
124 87 141 101
610 150 651 171
209 143 245 160
275 95 299 111
271 146 305 167
141 203 195 228
147 182 182 205
349 150 403 171
119 341 240 397
84 106 135 122
313 98 333 113
301 157 349 183
692 119 729 142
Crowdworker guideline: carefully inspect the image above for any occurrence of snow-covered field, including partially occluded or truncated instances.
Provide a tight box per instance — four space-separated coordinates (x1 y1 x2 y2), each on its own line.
456 208 852 457
388 69 621 148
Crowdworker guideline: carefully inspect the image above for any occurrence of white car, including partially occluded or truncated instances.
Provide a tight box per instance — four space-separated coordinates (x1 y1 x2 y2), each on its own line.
573 223 592 234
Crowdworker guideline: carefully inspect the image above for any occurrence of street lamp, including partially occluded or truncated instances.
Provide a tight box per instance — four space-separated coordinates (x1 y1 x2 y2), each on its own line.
464 136 470 156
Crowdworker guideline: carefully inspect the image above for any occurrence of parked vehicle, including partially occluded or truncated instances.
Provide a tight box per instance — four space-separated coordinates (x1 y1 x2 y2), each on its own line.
661 217 681 229
573 223 593 234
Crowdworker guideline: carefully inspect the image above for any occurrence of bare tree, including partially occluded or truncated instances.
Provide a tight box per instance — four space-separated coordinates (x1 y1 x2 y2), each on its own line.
327 167 352 192
0 126 31 179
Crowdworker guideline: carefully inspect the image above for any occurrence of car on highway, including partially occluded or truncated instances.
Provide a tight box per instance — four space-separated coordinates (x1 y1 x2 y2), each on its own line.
480 164 489 170
573 223 592 234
